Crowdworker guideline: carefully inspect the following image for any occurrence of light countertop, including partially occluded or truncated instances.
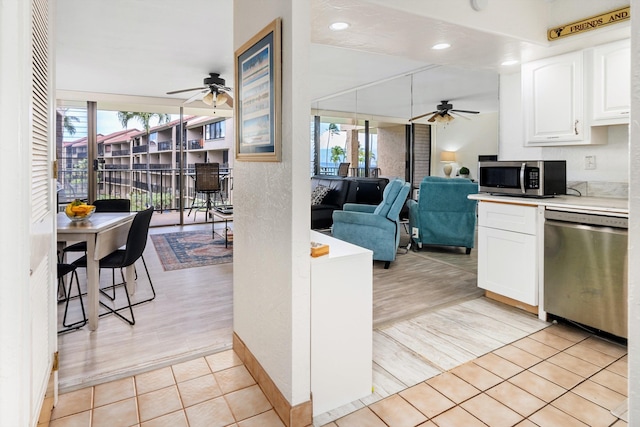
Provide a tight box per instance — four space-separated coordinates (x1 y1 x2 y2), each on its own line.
469 193 629 216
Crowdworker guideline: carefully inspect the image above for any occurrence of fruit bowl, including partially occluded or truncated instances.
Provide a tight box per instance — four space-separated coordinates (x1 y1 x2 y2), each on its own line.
65 201 96 222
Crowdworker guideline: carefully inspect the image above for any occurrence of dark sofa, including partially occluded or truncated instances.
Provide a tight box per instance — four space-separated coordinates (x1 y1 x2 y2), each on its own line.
311 175 389 229
311 176 354 229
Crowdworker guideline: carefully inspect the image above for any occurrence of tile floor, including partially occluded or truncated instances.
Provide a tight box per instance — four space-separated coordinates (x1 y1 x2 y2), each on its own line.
323 324 628 427
42 350 284 427
41 323 628 427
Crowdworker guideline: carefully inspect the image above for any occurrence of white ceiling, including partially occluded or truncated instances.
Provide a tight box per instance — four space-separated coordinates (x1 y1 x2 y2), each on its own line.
55 0 631 121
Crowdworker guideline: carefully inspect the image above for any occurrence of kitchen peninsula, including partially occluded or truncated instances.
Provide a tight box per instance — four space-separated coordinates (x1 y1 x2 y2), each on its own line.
470 193 629 338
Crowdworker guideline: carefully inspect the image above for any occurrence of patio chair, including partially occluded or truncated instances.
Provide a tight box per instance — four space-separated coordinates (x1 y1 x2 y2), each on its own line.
72 207 155 326
337 162 350 177
188 163 223 221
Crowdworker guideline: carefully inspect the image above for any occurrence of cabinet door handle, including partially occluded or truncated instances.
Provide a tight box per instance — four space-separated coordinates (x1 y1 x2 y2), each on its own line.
574 120 579 135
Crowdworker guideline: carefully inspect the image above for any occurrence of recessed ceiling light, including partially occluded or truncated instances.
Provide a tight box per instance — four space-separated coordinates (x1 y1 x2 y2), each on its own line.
432 43 451 50
329 22 349 31
501 60 519 66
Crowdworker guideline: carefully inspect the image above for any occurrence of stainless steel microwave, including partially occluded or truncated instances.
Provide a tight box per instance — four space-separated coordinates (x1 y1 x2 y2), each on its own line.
478 160 566 197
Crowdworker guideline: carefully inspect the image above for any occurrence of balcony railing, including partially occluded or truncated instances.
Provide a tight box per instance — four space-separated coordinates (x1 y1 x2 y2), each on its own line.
132 145 148 153
58 165 233 216
157 140 173 151
111 149 130 156
317 166 380 177
186 139 203 150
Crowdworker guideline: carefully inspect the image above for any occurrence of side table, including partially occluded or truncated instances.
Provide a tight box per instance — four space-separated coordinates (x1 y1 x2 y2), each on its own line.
211 206 233 247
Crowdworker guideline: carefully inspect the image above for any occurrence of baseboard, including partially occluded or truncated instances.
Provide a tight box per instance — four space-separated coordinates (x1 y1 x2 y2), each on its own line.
233 333 312 427
485 291 538 315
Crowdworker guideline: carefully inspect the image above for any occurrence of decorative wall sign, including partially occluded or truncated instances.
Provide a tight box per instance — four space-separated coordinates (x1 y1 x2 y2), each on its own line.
235 18 282 162
548 7 630 41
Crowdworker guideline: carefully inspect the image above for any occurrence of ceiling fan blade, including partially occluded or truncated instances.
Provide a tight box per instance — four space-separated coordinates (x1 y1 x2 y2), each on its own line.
450 109 479 114
166 86 206 95
214 84 234 93
183 89 208 105
427 112 440 123
450 111 472 120
409 110 438 122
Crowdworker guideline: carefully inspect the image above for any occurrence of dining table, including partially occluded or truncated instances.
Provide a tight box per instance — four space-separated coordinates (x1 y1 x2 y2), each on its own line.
57 212 136 330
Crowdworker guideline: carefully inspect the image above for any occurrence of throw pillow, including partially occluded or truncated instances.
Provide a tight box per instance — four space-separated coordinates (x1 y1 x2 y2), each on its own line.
311 185 331 205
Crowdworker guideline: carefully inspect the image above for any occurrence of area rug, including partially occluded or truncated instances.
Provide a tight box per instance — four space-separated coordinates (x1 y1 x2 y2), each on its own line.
151 230 232 271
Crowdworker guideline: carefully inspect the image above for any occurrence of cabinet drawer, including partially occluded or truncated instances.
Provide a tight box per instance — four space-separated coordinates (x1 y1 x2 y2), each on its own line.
478 202 537 234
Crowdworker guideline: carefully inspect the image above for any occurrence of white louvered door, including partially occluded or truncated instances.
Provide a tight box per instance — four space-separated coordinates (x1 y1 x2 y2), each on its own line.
29 0 57 423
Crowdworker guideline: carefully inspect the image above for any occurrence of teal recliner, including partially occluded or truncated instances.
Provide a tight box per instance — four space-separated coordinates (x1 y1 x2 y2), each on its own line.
332 178 411 269
408 176 478 254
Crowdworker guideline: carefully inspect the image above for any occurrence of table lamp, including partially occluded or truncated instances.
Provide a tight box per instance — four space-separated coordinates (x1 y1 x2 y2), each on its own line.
440 151 456 178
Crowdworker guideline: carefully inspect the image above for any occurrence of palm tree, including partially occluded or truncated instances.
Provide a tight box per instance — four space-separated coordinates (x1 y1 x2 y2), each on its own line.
324 123 340 166
330 146 345 165
358 146 376 164
62 113 80 135
117 112 171 134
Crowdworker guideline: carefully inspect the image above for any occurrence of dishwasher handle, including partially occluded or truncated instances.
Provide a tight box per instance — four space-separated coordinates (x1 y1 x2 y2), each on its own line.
545 219 628 236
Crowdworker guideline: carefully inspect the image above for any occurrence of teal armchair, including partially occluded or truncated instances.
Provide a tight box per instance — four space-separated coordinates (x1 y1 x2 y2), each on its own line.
332 179 411 269
408 176 478 254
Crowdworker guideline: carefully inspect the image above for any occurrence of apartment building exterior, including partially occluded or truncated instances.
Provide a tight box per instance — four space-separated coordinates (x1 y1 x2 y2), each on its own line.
58 115 235 212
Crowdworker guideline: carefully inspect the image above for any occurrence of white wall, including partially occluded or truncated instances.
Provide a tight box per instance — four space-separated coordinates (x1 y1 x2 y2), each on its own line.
499 73 629 184
431 113 498 180
233 0 311 406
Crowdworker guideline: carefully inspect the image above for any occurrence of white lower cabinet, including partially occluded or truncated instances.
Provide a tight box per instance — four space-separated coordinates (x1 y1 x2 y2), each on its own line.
310 231 372 416
477 202 538 306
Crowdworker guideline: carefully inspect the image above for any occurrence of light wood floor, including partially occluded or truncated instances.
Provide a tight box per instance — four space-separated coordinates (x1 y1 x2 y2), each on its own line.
57 222 233 392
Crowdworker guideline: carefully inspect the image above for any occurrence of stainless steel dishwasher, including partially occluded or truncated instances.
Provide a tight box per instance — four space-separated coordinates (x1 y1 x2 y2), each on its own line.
544 209 628 338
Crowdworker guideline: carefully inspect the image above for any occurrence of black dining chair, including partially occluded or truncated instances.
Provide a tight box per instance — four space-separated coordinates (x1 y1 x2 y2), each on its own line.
61 198 131 257
72 206 155 326
57 263 87 333
61 198 132 286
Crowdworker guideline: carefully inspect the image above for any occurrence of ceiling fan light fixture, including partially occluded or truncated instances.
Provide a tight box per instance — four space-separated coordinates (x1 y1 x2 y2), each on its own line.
202 91 214 105
432 43 451 50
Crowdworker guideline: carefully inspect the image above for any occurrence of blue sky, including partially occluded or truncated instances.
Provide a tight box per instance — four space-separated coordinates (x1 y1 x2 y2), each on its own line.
61 108 178 141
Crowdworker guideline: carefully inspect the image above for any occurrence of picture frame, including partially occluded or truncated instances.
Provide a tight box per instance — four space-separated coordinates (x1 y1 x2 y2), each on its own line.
234 18 282 162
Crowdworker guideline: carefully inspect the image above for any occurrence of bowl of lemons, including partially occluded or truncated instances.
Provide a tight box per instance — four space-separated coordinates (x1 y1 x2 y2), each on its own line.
65 200 96 222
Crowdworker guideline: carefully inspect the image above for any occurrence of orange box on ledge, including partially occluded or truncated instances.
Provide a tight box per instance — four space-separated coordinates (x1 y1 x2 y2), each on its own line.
310 242 329 257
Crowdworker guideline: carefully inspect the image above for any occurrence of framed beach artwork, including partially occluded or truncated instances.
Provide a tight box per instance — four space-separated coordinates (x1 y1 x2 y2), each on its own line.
235 18 282 162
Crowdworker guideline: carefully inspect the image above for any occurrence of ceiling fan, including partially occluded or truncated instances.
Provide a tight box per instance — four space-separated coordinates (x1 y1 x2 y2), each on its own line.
410 100 479 123
166 73 233 108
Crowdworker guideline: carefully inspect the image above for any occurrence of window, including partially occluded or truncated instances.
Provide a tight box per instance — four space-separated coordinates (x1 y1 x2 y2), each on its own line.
205 121 226 140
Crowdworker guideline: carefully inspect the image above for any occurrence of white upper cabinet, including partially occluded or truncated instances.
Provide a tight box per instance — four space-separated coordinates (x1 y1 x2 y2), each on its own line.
523 51 587 145
591 38 630 124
